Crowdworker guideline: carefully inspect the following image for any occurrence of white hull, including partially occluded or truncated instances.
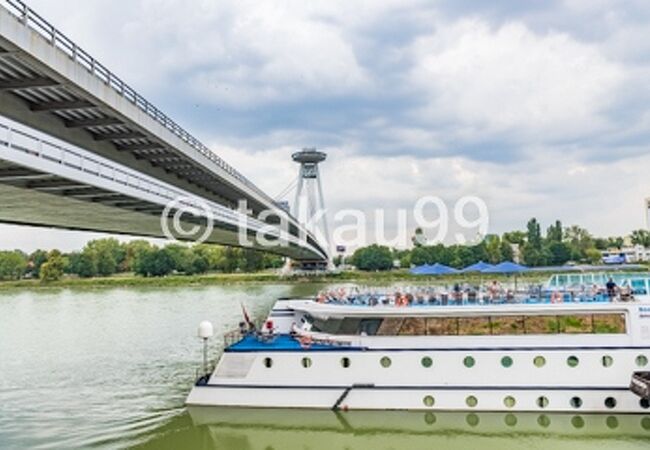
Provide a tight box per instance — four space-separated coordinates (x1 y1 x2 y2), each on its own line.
188 386 645 413
187 296 650 412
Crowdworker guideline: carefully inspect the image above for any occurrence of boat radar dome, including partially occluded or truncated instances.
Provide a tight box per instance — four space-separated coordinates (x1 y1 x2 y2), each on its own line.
198 321 214 339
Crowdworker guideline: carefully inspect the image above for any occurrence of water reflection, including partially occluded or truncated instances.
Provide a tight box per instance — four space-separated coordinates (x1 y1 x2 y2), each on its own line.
131 408 650 450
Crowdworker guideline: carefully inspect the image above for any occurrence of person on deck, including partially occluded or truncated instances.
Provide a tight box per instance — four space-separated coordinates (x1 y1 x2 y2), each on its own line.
606 278 617 299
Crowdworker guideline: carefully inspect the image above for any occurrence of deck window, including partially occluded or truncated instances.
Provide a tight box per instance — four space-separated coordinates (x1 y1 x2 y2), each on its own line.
315 312 626 336
426 318 458 336
593 314 626 334
339 318 362 335
602 355 614 368
423 395 435 407
533 356 546 367
358 319 383 336
376 318 404 336
570 397 583 408
466 396 478 407
421 356 433 368
458 317 491 336
636 355 648 367
380 356 392 368
399 318 426 336
491 316 525 335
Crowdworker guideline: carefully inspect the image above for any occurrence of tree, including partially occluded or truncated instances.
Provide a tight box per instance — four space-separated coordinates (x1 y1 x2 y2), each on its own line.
124 240 154 272
499 240 514 261
502 231 526 245
630 230 650 247
40 250 66 282
546 241 572 266
350 245 393 271
134 247 174 277
0 250 27 280
28 249 48 278
67 251 98 278
84 239 124 276
484 235 502 264
565 225 594 261
526 218 543 250
546 220 563 243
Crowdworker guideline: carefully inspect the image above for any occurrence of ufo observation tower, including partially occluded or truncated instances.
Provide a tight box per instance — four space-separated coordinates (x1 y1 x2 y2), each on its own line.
291 148 330 268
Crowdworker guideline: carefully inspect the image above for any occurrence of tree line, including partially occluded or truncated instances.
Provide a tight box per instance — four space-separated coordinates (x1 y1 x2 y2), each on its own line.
0 239 284 282
346 219 650 271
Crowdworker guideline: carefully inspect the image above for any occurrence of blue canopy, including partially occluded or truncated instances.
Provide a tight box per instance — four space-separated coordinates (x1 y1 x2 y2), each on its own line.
461 261 495 273
481 261 529 274
411 262 459 275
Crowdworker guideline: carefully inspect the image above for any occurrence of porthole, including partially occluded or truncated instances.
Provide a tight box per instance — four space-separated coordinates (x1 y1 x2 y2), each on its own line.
537 414 551 428
602 355 614 368
606 416 619 429
636 355 648 367
501 356 513 368
503 396 516 408
604 397 617 409
571 415 585 429
570 397 583 409
567 356 579 368
421 356 433 368
639 398 649 409
380 356 392 368
301 357 312 368
464 356 475 368
466 396 478 407
466 413 480 427
263 357 273 368
642 417 650 430
537 396 549 409
533 356 546 368
341 357 351 368
424 412 436 425
504 413 517 427
423 395 435 407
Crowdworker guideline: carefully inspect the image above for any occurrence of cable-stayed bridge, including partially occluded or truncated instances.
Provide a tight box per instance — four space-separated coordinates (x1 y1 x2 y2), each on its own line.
0 0 328 262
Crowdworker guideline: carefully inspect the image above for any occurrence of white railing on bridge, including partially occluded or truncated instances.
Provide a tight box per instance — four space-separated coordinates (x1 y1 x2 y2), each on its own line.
0 0 274 205
0 117 327 258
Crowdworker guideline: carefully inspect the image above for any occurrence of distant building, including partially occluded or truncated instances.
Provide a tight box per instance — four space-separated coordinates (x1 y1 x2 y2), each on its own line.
601 245 650 264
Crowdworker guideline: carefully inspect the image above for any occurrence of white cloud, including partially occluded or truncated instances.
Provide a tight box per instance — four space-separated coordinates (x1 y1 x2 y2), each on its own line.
409 20 624 141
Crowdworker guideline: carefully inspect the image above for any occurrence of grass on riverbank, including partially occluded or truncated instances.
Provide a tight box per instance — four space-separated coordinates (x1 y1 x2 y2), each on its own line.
1 265 646 291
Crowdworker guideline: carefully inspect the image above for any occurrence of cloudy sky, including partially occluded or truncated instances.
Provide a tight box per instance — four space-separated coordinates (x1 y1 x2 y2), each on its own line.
2 0 650 251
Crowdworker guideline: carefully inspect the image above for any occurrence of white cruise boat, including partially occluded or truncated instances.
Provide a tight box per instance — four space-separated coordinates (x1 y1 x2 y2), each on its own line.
187 276 650 413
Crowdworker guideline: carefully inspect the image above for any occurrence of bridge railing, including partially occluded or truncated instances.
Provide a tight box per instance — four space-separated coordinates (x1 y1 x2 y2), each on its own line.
1 0 275 205
0 117 328 260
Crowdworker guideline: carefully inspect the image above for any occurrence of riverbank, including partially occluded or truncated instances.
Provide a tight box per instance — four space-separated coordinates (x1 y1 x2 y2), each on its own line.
0 266 646 291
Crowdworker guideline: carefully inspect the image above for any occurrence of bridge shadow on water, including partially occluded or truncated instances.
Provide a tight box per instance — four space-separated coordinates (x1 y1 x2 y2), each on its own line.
125 407 650 450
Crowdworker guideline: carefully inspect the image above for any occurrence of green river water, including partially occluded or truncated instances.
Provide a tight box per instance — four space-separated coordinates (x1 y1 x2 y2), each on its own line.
0 284 648 449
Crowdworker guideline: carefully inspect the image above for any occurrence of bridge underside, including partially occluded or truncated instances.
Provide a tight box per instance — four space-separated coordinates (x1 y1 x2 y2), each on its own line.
0 159 319 260
0 4 328 261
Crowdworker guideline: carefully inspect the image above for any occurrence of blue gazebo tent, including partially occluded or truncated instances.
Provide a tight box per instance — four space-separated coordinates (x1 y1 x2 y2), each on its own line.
481 261 529 274
410 263 459 276
461 261 494 273
481 261 529 290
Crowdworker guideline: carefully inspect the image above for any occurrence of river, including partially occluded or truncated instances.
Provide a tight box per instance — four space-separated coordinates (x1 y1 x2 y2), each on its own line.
0 284 648 449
